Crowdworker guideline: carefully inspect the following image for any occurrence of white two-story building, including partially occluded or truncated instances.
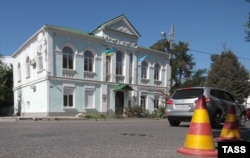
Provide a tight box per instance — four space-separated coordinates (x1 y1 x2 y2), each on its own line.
12 15 170 117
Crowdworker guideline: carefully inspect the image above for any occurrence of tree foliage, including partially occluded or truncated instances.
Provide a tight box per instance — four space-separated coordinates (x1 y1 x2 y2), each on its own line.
172 41 195 85
206 50 250 102
151 39 197 91
182 68 207 87
0 62 13 108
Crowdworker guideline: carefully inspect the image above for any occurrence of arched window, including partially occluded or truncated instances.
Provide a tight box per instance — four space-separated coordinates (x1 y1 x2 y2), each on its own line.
26 57 30 77
63 46 74 69
141 61 148 79
116 51 123 75
129 53 133 76
37 52 43 71
84 50 94 72
154 63 160 80
17 63 21 82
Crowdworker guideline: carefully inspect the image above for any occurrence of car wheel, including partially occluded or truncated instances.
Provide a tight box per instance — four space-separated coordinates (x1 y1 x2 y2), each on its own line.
168 119 180 126
212 111 223 129
239 112 247 127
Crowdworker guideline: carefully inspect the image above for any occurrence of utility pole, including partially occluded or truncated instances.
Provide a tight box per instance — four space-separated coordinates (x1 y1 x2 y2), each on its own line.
161 26 174 95
169 25 174 94
161 25 174 95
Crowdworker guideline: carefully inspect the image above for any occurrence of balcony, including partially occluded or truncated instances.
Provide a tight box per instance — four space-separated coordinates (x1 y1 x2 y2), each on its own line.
63 69 76 78
141 78 150 85
154 80 162 86
116 75 124 83
84 71 96 80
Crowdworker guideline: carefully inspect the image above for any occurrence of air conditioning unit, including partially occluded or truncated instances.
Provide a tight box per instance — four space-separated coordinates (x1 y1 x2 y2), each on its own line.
30 59 36 65
30 84 36 91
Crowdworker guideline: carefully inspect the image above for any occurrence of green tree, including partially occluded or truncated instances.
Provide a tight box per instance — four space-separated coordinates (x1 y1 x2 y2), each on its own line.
151 40 195 91
182 68 207 87
206 50 250 103
0 57 13 115
172 41 195 86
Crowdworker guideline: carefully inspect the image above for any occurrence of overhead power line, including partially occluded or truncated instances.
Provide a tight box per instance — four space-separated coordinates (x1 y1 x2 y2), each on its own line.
189 49 250 61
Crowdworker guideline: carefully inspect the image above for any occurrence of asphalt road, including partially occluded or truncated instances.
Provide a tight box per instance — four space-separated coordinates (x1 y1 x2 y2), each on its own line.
0 119 249 158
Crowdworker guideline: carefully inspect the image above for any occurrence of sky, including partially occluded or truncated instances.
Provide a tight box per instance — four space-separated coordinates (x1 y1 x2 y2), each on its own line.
0 0 250 71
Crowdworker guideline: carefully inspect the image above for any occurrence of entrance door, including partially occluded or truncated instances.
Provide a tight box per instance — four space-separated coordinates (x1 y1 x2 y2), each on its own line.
115 91 124 115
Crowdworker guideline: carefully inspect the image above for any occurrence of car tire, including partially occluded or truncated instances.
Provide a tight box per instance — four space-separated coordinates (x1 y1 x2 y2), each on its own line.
239 112 247 127
212 111 223 129
168 119 180 126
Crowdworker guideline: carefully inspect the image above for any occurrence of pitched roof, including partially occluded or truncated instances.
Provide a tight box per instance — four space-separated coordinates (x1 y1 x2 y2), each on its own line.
45 24 90 36
92 14 141 37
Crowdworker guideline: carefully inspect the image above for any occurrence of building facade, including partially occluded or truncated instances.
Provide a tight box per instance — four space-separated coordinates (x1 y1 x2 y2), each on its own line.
12 15 170 117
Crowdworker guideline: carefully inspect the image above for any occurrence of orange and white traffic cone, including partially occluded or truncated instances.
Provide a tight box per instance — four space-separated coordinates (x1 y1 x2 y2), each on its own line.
177 95 217 157
216 106 244 141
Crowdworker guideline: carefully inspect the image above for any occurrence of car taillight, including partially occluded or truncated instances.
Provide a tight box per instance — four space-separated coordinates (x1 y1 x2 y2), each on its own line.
167 99 173 105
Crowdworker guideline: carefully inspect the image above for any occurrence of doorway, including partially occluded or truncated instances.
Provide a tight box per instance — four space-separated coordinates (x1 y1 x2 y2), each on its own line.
115 91 124 115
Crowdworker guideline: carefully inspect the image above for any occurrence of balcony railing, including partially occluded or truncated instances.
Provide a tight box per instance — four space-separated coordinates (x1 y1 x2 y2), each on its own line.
84 71 96 80
63 69 76 78
116 75 124 83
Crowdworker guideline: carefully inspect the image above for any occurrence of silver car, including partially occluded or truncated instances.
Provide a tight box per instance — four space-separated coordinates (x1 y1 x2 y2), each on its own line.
165 87 247 128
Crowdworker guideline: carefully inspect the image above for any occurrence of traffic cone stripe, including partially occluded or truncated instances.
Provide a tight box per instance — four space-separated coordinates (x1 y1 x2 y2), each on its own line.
224 114 237 122
223 122 239 129
184 135 215 150
228 106 236 114
188 123 213 135
220 129 241 138
191 109 210 123
195 101 207 109
195 96 208 109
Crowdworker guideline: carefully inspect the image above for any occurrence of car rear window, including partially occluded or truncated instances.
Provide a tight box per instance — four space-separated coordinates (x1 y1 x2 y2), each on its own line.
172 88 204 99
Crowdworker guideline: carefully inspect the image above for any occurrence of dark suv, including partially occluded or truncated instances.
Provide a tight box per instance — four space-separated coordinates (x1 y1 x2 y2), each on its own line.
165 87 247 128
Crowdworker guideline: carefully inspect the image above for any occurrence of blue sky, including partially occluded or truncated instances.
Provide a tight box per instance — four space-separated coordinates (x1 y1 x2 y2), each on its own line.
0 0 250 71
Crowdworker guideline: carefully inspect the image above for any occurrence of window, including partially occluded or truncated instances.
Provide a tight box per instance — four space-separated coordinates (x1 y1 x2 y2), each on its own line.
26 57 30 77
37 53 43 70
129 53 133 83
116 51 123 75
17 63 21 82
84 50 94 72
85 89 95 108
106 56 111 74
106 56 111 81
63 88 74 107
63 46 74 69
224 92 235 102
154 63 160 80
141 61 148 79
154 96 160 109
141 96 146 111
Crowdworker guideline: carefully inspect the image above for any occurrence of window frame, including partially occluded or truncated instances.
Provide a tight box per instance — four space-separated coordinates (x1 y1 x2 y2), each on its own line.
141 61 148 79
63 87 74 108
140 96 146 111
154 63 160 80
17 63 21 82
37 52 43 71
116 51 123 75
85 89 95 109
26 57 30 78
63 46 74 70
84 50 94 72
